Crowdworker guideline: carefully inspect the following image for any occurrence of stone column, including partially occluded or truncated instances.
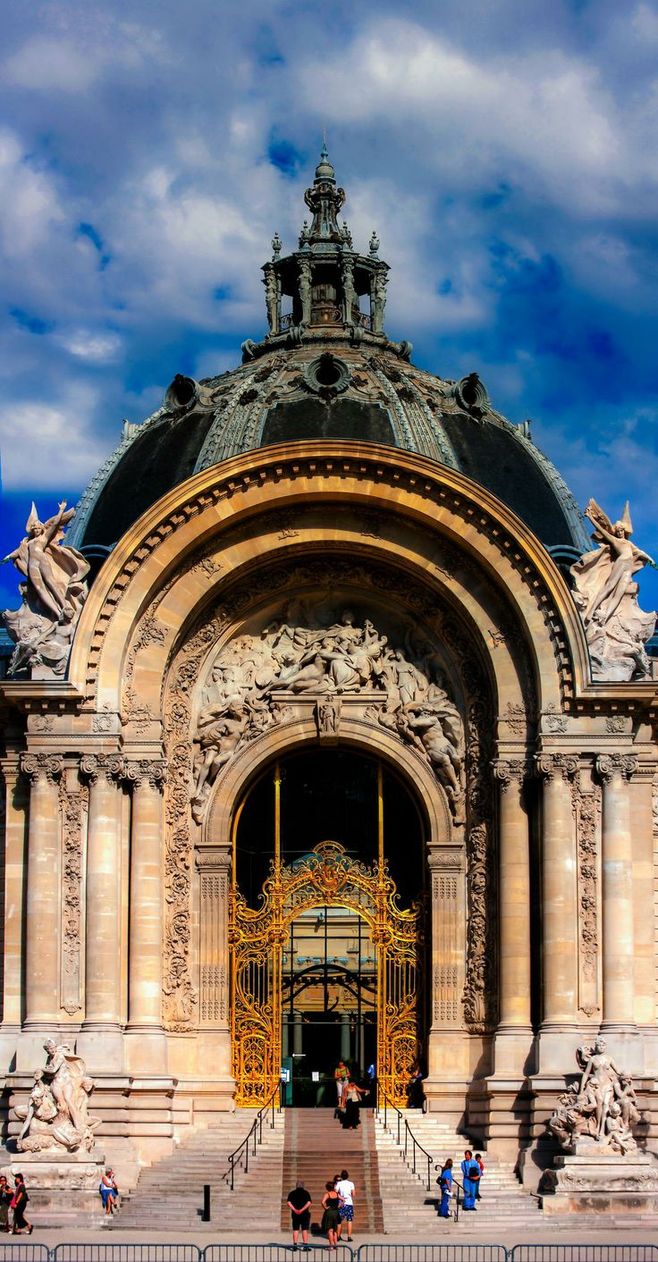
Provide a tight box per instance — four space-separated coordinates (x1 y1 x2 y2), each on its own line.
196 845 234 1096
536 754 578 1071
596 754 638 1034
0 757 27 1051
20 753 63 1031
78 754 125 1070
125 759 167 1072
492 760 532 1073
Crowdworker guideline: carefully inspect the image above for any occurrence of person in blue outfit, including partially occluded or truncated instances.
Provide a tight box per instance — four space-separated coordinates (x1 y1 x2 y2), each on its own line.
461 1149 480 1210
437 1158 453 1219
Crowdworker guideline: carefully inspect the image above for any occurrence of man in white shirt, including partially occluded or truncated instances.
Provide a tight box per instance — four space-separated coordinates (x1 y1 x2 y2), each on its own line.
336 1169 356 1242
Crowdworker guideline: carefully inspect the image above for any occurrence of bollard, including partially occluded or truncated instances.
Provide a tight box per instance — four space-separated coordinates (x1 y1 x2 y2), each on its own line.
202 1184 211 1222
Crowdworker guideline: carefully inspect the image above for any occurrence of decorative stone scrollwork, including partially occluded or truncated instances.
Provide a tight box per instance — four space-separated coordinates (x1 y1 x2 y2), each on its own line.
595 753 638 784
59 774 86 1015
536 753 579 781
79 753 125 785
21 753 63 784
124 759 168 791
492 758 528 791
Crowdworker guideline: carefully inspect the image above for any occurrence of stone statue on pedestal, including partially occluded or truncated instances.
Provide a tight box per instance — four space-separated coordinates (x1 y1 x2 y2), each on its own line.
548 1038 640 1155
1 502 89 677
14 1040 100 1154
570 499 656 682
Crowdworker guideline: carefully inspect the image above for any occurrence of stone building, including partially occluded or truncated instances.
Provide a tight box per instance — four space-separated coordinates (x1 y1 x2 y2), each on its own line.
0 148 656 1189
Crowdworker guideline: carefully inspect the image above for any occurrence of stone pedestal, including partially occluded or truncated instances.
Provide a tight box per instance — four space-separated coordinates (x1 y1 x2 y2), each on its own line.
0 1150 107 1227
540 1144 658 1216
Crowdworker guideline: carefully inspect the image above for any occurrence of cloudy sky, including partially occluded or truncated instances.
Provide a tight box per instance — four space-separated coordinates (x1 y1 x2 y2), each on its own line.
1 0 657 611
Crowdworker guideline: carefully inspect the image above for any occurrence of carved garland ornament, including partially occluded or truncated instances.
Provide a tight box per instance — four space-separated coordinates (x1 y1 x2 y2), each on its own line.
58 775 87 1015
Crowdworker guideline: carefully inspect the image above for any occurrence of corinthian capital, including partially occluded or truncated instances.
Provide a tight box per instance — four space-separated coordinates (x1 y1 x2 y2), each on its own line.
596 753 638 784
20 752 63 785
492 759 528 791
79 753 126 785
124 758 168 791
535 753 578 782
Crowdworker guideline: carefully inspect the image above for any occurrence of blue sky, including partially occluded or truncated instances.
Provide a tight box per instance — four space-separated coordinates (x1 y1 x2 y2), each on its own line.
1 0 657 613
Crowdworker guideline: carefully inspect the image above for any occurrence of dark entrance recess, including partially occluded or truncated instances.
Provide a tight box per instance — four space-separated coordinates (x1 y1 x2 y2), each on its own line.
234 748 426 907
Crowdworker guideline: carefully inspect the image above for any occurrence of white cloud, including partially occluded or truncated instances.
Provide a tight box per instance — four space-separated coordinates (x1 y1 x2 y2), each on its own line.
0 384 108 488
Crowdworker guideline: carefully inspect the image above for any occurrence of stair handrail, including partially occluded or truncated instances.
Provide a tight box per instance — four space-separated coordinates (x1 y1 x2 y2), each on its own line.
222 1080 281 1191
375 1083 434 1191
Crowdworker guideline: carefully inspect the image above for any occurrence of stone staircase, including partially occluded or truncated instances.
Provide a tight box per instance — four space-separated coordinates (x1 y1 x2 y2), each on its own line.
374 1108 543 1233
116 1108 285 1232
280 1108 385 1235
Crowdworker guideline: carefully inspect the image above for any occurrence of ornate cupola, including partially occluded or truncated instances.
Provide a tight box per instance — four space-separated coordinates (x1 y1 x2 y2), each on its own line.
248 146 398 362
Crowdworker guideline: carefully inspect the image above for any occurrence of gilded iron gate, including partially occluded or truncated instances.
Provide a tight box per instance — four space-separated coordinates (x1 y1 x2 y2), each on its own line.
230 841 422 1106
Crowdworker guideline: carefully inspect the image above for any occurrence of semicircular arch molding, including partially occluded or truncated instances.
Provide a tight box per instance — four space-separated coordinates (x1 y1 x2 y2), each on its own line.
69 442 585 723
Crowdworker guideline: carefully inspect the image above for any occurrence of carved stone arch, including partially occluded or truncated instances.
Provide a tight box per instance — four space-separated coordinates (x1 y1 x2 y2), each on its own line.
203 716 453 850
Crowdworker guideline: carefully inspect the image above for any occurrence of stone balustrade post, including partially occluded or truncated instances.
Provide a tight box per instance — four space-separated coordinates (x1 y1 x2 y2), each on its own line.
21 753 63 1029
596 754 638 1032
125 759 167 1031
536 754 579 1031
78 754 125 1067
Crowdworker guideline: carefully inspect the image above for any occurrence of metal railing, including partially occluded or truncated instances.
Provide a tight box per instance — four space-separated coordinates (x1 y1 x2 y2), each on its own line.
7 1244 658 1262
376 1084 435 1191
222 1081 282 1191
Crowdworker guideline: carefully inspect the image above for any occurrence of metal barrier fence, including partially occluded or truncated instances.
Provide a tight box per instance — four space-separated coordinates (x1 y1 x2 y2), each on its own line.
510 1251 658 1262
0 1246 652 1262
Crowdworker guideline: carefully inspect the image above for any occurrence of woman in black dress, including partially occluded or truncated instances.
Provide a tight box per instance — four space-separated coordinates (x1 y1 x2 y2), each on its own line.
321 1180 341 1249
11 1175 32 1235
340 1082 367 1129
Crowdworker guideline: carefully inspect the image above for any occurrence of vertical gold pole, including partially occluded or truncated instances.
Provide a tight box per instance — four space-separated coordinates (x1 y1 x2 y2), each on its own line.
274 762 282 870
230 797 246 891
377 761 384 872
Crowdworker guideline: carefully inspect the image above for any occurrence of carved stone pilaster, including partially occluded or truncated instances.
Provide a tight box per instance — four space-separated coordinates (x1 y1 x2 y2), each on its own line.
58 768 87 1015
428 847 463 1027
197 847 231 1027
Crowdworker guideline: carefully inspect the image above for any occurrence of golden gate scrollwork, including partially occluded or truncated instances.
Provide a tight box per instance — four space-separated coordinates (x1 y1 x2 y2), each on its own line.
229 840 422 1107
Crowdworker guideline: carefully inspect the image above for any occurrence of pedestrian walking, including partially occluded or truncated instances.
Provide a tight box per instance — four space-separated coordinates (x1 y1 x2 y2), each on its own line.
436 1158 454 1219
334 1060 350 1112
0 1177 11 1232
10 1174 32 1234
340 1081 367 1130
474 1152 484 1200
460 1149 480 1211
286 1179 312 1251
321 1179 341 1249
335 1168 355 1243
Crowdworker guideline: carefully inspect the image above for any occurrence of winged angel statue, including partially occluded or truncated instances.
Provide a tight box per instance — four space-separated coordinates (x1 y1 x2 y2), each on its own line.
570 499 656 681
1 501 89 677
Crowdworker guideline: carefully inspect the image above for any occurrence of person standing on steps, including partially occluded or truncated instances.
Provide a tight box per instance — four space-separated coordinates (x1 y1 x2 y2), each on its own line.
0 1177 11 1232
10 1174 33 1234
336 1168 356 1243
321 1179 341 1249
287 1180 312 1251
334 1060 350 1113
437 1157 454 1219
460 1149 480 1211
474 1152 484 1200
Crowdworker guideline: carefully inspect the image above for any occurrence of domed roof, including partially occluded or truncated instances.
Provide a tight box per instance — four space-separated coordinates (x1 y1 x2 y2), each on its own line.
69 150 589 566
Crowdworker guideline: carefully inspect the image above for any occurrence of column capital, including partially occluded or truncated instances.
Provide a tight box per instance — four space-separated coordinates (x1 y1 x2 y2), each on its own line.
492 758 528 790
535 752 578 782
79 753 125 785
595 753 638 784
124 758 168 792
20 752 63 785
